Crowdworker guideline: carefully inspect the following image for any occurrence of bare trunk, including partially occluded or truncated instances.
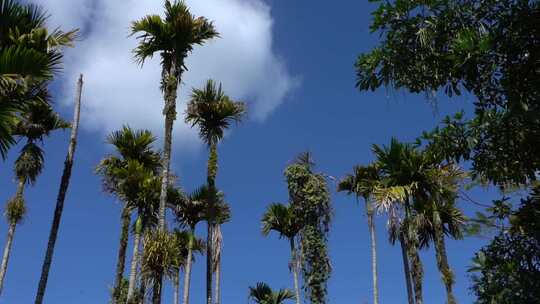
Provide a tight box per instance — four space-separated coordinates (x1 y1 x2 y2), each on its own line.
174 272 179 304
127 225 142 302
113 206 131 302
289 238 301 304
366 200 379 304
206 223 213 304
0 179 24 295
0 222 16 295
399 233 414 304
182 228 194 304
434 220 456 304
214 258 220 304
35 74 83 304
214 224 222 304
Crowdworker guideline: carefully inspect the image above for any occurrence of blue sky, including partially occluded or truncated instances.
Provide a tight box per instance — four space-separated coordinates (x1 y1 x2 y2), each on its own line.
0 1 500 303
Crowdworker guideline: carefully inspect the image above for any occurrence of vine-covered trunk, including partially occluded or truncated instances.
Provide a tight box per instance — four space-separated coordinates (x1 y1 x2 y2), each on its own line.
289 238 301 304
35 74 83 304
366 201 379 304
434 218 456 304
409 245 424 304
158 70 178 230
182 228 195 304
0 180 24 295
399 232 414 304
127 221 142 302
113 205 130 301
152 272 163 304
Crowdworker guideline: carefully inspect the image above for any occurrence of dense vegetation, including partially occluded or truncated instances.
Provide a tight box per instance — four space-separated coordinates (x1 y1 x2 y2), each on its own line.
0 0 538 303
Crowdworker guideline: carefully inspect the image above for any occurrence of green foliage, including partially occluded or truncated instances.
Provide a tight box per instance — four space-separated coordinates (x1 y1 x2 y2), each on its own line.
110 277 129 304
285 156 332 304
358 0 540 187
248 282 295 304
469 186 540 303
141 230 184 287
4 195 25 224
261 203 301 240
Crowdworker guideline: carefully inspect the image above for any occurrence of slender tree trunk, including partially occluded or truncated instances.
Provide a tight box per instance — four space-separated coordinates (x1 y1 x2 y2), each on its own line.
365 200 379 304
174 272 179 304
127 220 142 303
399 232 414 304
152 272 162 304
182 228 195 304
158 71 178 230
409 245 424 304
289 238 301 304
0 179 24 295
206 223 213 304
214 224 222 304
139 277 146 304
114 205 131 302
0 222 16 295
434 220 456 304
35 74 83 304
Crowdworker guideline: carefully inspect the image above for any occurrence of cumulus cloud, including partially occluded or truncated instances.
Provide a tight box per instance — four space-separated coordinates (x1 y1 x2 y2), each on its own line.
32 0 298 146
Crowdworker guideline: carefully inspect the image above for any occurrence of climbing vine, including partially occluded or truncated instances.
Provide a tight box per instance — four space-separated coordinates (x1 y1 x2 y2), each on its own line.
285 155 332 304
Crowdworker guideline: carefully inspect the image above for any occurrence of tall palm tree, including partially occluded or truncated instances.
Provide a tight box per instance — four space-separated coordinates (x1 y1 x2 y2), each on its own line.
261 203 302 304
169 229 204 304
34 74 82 304
248 282 295 304
0 101 68 295
96 126 161 303
0 0 76 158
185 79 245 304
131 0 219 232
169 185 206 304
337 164 380 304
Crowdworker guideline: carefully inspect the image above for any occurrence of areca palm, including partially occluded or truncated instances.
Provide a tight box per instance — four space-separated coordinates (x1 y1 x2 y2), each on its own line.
337 164 380 304
0 0 76 158
248 282 295 304
0 101 68 295
261 203 302 304
131 0 219 233
170 229 205 304
96 126 160 303
185 79 245 304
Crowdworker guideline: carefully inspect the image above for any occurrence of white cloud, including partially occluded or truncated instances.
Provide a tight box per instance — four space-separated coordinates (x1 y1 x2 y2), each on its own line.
32 0 298 146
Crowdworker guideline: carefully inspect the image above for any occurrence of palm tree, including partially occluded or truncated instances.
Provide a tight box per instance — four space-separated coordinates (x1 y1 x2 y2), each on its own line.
96 126 161 303
0 101 68 295
248 282 295 304
185 79 245 304
34 75 82 304
337 164 380 304
0 0 76 158
131 0 219 232
261 203 302 304
168 185 206 304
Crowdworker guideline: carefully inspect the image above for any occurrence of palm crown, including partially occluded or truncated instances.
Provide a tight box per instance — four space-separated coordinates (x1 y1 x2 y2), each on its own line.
131 0 218 77
248 282 295 304
261 203 301 240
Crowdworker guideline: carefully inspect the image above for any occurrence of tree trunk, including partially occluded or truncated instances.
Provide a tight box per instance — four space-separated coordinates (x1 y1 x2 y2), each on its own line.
174 272 179 304
206 223 213 304
0 179 24 295
409 245 424 304
127 220 142 302
34 74 83 304
158 71 178 230
366 200 379 304
214 224 222 304
113 206 131 302
434 219 456 304
182 228 195 304
399 232 414 304
152 272 163 304
289 238 301 304
0 222 16 295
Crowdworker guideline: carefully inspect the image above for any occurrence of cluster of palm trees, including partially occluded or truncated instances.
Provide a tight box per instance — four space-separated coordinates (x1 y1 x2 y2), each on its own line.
337 139 465 304
1 0 472 303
